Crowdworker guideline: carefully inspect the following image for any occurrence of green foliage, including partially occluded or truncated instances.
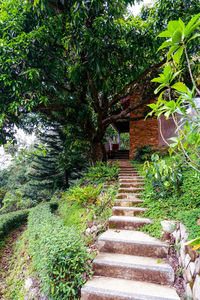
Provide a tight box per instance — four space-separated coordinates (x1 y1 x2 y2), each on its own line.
0 157 52 213
137 154 200 239
28 203 92 298
149 14 200 172
178 209 200 240
83 162 119 185
64 185 101 207
143 154 183 197
1 229 32 298
0 187 7 207
134 145 154 162
0 190 34 214
59 184 117 226
0 209 29 242
120 133 130 150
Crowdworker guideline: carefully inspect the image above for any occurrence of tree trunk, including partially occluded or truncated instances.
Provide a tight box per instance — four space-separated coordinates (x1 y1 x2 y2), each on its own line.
64 170 69 187
91 139 107 163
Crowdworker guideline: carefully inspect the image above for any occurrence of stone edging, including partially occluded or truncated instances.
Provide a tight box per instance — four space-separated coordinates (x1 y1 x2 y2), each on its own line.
161 220 200 300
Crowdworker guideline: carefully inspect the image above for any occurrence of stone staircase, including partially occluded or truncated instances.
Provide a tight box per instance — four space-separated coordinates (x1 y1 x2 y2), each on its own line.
81 161 180 300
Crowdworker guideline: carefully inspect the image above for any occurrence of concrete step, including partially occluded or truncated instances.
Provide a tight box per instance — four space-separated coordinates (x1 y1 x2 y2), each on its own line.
115 199 145 207
93 253 174 285
119 179 145 183
109 215 152 230
118 187 145 193
112 206 147 216
120 182 145 188
98 229 169 258
119 172 139 175
116 193 142 199
81 276 180 300
119 167 137 170
119 175 144 179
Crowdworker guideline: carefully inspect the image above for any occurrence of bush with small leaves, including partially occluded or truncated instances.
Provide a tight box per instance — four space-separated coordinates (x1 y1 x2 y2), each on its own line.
28 203 92 298
0 209 30 241
83 161 119 185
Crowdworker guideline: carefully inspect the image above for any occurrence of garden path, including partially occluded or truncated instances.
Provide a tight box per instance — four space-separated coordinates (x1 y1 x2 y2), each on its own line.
81 161 180 299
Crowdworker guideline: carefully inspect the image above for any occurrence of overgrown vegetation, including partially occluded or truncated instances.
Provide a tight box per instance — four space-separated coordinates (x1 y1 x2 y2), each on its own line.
135 154 200 240
0 209 29 243
28 203 92 299
58 184 117 237
82 161 119 185
0 159 118 298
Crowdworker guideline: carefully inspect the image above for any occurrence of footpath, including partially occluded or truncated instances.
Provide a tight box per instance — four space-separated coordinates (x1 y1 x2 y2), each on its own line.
81 161 180 300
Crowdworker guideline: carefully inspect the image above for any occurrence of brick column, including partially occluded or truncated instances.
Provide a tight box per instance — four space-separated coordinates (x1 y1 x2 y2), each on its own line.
129 94 159 160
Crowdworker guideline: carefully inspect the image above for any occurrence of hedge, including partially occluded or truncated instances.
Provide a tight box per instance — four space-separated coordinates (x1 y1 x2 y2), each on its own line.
0 209 30 241
0 203 58 242
27 203 92 298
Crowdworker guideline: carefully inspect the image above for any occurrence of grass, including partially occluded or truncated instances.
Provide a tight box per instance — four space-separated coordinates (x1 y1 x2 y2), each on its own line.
133 155 200 240
58 184 117 237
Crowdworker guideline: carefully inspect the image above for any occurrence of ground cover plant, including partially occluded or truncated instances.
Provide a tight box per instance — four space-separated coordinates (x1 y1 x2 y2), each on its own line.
28 203 92 299
0 209 30 245
135 153 200 240
82 161 119 185
58 184 117 236
0 159 118 298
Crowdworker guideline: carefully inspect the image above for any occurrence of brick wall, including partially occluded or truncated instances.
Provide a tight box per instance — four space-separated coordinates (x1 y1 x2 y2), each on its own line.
129 93 159 160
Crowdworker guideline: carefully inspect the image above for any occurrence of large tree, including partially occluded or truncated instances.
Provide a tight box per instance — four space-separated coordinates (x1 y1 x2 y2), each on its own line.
0 0 200 161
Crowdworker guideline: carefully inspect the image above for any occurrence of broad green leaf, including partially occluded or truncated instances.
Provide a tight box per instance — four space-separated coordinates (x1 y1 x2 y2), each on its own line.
157 40 173 52
171 70 182 81
188 33 200 43
168 21 181 34
185 22 200 38
172 30 183 44
171 82 189 94
154 83 167 94
157 30 171 38
172 46 184 64
186 236 200 247
179 18 185 31
185 13 200 37
164 110 171 119
167 45 179 60
158 91 165 102
163 64 171 77
151 77 165 84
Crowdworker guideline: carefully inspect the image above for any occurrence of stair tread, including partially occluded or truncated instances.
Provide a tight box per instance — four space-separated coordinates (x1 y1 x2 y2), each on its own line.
117 193 143 196
115 199 145 203
99 229 168 247
113 206 147 211
109 215 152 223
119 187 145 190
82 276 180 300
94 253 173 272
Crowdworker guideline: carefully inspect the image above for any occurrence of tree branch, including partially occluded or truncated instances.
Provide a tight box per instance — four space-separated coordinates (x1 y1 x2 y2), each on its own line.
102 99 146 129
105 58 166 113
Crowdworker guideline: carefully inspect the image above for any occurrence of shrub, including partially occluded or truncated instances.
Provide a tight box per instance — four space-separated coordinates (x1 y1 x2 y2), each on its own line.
28 203 92 298
143 154 183 197
0 189 35 214
65 184 101 207
134 145 154 162
0 209 29 241
83 161 119 184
